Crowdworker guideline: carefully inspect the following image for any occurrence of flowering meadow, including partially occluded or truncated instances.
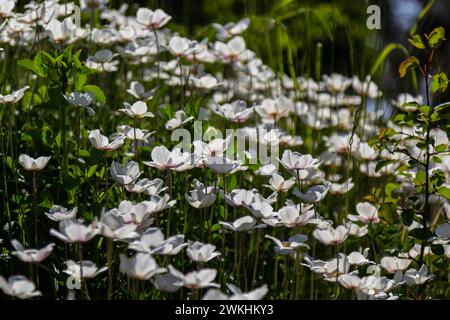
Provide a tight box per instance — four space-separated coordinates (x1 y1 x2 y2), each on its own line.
0 0 450 301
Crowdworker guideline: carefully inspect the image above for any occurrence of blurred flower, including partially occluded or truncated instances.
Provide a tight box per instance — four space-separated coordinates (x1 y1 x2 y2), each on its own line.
45 17 76 44
11 240 54 263
165 110 194 130
50 220 98 243
127 81 156 101
212 18 250 40
0 0 15 17
0 275 41 299
136 8 171 29
0 86 29 104
45 205 77 222
18 154 51 172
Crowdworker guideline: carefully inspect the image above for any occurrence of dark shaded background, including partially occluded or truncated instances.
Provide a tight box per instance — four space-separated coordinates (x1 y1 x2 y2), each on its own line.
15 0 450 98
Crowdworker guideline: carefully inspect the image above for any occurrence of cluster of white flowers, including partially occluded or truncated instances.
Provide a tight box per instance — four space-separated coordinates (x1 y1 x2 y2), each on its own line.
0 0 448 301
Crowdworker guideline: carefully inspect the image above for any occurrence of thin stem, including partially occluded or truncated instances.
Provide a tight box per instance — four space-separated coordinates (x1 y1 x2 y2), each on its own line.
32 171 38 246
106 238 113 300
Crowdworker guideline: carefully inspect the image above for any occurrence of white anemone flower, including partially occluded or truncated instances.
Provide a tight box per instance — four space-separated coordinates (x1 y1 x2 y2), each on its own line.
220 215 266 232
214 36 247 63
49 219 98 243
45 17 76 44
120 253 166 280
127 81 156 101
213 100 254 123
11 240 54 263
64 260 107 279
165 110 194 130
144 146 191 171
152 272 183 293
0 0 15 17
279 150 320 175
313 225 349 246
380 256 412 273
212 18 250 40
203 284 268 300
98 210 140 240
168 36 197 57
0 275 41 299
264 174 296 193
323 73 352 93
89 129 125 151
18 154 51 172
185 180 217 209
136 8 171 29
255 96 292 123
348 202 380 224
265 234 309 255
168 266 220 289
403 265 435 286
294 182 331 203
204 156 247 175
271 206 318 228
45 205 77 222
110 161 141 185
125 178 161 194
119 101 154 118
0 86 29 104
338 274 362 289
186 241 221 263
65 92 95 115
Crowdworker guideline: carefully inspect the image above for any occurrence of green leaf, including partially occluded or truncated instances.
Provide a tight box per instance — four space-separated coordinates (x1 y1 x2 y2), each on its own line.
74 74 88 91
408 34 425 49
431 72 448 94
438 186 450 199
87 165 98 178
385 182 400 198
427 26 446 48
401 209 415 226
18 59 46 77
431 244 444 255
399 56 420 78
375 159 394 173
434 144 447 153
82 85 106 104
